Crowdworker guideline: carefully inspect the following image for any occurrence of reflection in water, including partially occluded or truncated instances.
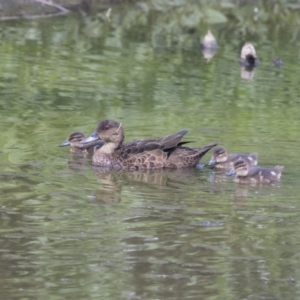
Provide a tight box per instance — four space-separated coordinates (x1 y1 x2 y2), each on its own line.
66 154 92 171
202 48 217 62
208 169 228 184
92 167 208 204
90 169 122 204
200 30 218 62
240 65 256 80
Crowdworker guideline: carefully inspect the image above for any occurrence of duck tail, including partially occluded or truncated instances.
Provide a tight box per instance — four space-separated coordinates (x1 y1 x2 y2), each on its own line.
197 142 218 160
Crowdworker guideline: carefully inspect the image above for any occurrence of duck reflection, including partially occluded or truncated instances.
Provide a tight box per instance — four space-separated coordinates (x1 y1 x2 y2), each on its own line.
66 154 93 172
93 167 204 187
239 42 259 80
90 169 122 204
202 48 217 62
240 65 256 80
91 167 209 204
208 170 228 185
200 30 218 62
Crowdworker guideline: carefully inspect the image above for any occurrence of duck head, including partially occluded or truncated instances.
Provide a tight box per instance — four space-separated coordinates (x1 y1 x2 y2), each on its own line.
60 132 86 148
208 146 228 165
227 159 249 177
81 119 124 147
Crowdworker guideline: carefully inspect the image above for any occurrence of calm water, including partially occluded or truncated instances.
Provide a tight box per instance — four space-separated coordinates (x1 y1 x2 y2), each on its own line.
0 2 300 299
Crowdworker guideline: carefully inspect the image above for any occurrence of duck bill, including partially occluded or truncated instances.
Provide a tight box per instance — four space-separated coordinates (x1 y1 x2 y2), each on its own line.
208 158 216 166
59 140 70 147
80 131 99 144
226 169 236 176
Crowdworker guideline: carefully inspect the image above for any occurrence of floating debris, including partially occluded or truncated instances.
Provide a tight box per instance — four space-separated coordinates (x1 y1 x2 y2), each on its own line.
273 56 283 68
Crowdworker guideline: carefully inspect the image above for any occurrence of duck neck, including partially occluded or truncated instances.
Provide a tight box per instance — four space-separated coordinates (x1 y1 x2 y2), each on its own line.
99 142 119 154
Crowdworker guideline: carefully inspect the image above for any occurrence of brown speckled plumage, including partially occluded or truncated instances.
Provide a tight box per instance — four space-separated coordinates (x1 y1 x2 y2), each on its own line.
83 119 217 170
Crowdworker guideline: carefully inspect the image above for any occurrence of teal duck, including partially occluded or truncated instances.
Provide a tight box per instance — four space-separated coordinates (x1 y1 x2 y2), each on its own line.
208 146 258 169
80 119 217 170
60 132 104 154
227 159 284 184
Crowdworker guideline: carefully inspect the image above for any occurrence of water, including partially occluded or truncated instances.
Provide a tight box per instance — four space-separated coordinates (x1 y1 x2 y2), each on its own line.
0 2 300 299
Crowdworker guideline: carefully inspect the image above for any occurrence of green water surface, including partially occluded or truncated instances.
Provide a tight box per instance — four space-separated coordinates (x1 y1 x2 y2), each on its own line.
0 2 300 299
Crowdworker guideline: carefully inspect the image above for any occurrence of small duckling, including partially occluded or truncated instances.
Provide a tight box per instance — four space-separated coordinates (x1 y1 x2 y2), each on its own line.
227 159 284 184
240 42 259 67
60 132 104 154
208 146 258 169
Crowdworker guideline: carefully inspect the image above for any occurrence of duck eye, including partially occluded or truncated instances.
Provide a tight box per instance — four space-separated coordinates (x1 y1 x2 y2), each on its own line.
105 125 109 130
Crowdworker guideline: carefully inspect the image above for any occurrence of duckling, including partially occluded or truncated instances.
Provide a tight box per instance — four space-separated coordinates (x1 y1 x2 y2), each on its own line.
240 42 259 67
80 119 217 170
208 146 258 169
227 159 284 184
60 132 104 154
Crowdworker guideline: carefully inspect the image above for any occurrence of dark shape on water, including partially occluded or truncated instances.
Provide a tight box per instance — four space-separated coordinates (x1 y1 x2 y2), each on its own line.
273 57 283 68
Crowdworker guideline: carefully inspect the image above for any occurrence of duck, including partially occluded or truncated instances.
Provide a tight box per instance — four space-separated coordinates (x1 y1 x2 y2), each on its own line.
200 30 218 49
59 131 104 154
227 159 284 184
208 146 258 169
239 42 259 67
80 119 217 170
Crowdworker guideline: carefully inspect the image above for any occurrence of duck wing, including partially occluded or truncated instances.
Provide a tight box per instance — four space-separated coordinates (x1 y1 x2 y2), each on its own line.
120 130 189 157
166 142 217 168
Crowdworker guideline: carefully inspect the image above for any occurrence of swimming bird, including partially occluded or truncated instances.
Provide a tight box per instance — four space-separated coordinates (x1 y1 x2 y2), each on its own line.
227 159 284 184
208 146 258 169
80 119 217 170
201 30 218 49
60 131 104 154
240 42 259 67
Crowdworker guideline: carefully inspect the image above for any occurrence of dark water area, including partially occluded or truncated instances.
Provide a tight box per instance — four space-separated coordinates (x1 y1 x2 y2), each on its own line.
0 1 300 299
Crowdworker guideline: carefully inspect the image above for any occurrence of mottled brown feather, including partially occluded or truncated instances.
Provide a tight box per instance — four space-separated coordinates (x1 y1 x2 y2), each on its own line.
88 119 216 169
